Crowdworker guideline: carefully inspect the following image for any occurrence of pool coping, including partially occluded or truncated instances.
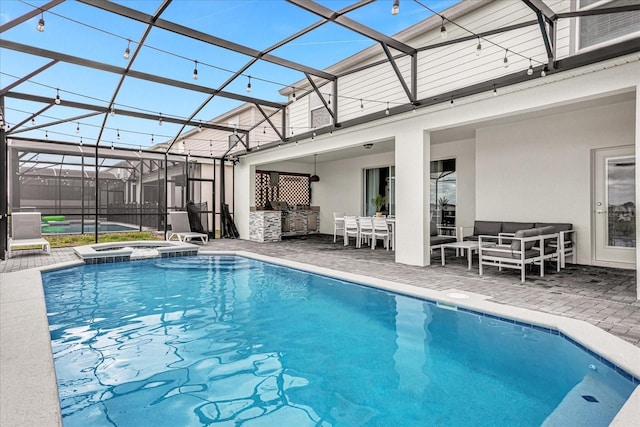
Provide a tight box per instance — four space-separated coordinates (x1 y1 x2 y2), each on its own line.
0 250 638 426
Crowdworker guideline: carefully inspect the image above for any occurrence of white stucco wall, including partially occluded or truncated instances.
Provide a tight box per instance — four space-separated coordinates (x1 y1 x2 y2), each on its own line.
475 99 636 266
311 152 395 234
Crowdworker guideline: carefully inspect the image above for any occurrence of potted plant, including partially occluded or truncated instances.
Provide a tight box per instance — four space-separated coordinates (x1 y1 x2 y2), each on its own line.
371 194 388 217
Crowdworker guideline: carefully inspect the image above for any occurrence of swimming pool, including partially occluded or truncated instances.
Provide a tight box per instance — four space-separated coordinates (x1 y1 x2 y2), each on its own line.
41 220 139 234
42 255 638 426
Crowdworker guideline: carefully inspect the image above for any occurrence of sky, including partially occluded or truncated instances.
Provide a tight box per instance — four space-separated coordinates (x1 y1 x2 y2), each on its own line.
0 0 456 151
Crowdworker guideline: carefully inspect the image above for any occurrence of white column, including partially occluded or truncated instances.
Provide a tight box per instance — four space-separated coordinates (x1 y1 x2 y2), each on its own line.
395 128 430 266
233 162 255 239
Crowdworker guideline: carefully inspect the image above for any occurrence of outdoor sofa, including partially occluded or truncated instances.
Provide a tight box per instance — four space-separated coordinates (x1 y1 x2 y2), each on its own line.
461 220 575 268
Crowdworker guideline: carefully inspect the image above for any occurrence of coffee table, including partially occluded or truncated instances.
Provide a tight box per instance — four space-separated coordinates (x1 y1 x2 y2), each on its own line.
440 241 484 270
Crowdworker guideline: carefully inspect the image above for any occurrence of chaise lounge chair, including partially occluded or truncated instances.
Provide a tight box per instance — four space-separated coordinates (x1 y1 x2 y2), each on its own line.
7 212 51 258
167 211 209 244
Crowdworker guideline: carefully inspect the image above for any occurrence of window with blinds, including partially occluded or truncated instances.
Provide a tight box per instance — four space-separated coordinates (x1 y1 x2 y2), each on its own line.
578 0 640 50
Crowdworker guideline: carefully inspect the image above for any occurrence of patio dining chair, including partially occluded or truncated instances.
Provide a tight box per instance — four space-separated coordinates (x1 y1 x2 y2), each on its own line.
333 212 345 243
343 216 359 247
358 216 375 249
372 217 390 250
7 212 51 258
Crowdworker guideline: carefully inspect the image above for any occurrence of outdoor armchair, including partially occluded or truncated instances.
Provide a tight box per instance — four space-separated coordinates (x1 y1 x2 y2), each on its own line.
478 226 559 282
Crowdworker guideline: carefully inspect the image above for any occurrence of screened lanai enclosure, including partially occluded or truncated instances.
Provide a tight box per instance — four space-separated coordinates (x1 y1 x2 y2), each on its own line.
3 138 232 250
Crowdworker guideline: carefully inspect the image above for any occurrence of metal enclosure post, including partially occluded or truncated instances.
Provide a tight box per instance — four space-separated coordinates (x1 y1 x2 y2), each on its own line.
0 106 7 260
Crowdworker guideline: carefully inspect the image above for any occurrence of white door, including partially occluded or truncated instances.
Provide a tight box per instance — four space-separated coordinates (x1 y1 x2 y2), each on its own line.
593 146 636 267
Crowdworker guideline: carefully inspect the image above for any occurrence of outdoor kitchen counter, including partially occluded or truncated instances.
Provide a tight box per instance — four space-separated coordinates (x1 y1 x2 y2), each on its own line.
249 207 320 242
249 210 282 242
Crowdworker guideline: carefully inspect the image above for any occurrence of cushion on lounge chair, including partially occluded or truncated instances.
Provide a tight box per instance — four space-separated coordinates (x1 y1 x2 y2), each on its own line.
501 222 534 234
431 235 457 246
473 221 502 236
483 246 540 259
509 228 540 251
535 222 572 232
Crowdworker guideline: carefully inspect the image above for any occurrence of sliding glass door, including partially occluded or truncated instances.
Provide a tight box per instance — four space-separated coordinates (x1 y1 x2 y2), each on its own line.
430 159 456 227
364 166 395 216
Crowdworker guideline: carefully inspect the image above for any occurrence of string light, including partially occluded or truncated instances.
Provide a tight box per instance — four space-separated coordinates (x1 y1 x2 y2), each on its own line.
117 129 120 139
193 60 198 80
263 126 266 134
54 88 61 105
541 66 548 77
37 12 45 32
360 99 364 110
110 105 116 116
158 113 163 126
123 39 131 60
440 17 448 40
76 122 80 133
79 136 83 145
391 0 399 15
503 49 509 68
527 58 534 76
45 130 48 139
475 36 482 56
198 120 203 132
31 117 35 125
385 102 390 115
246 75 252 93
151 134 154 143
111 141 114 150
493 84 498 97
292 87 296 100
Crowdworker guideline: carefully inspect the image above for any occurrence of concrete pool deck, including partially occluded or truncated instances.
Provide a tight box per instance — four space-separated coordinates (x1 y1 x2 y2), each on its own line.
1 235 639 426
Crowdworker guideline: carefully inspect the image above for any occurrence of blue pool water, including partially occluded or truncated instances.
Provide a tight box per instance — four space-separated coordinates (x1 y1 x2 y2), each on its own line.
41 221 139 234
42 256 637 426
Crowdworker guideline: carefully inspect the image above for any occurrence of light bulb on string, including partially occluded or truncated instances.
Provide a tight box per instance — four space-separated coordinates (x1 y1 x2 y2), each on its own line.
76 122 80 134
193 60 199 80
158 113 163 126
503 50 509 68
111 141 114 150
391 0 399 15
54 88 61 105
198 120 203 132
110 105 116 116
440 17 448 39
292 87 296 100
123 39 131 59
246 76 252 93
31 118 35 126
360 99 364 110
541 66 548 77
385 102 390 115
117 129 120 140
493 84 498 97
527 58 534 76
475 37 482 56
37 12 45 32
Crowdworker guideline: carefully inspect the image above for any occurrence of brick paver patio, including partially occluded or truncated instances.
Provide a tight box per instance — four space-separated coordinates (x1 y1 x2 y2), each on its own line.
1 234 638 346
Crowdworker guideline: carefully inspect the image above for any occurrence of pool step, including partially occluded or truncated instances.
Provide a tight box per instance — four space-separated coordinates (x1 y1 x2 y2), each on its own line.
542 374 625 427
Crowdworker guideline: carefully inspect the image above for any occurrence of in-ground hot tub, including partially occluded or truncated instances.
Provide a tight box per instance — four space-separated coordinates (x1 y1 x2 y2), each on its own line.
73 240 199 264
